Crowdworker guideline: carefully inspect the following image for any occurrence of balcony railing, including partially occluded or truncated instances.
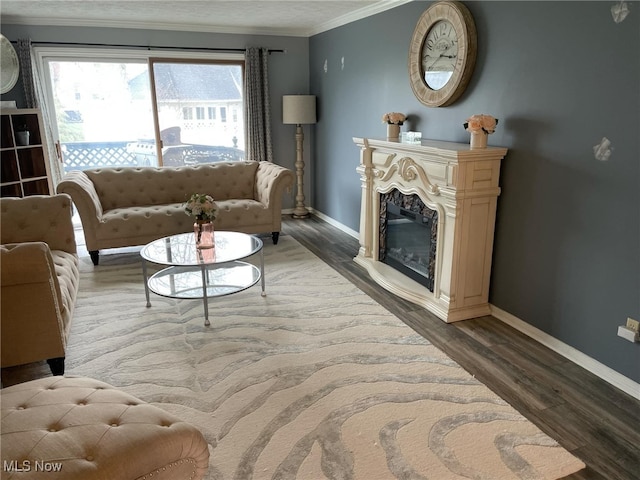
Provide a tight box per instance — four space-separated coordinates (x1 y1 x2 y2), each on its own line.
62 142 135 171
62 141 244 172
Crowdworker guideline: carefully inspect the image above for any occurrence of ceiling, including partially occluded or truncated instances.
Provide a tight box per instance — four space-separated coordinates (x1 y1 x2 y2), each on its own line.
0 0 413 37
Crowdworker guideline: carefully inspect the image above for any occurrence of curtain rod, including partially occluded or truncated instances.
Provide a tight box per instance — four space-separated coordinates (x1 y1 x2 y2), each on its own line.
12 40 285 53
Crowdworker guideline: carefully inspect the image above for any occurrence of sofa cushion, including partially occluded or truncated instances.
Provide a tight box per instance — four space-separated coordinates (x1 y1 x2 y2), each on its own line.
98 199 272 242
99 204 194 241
86 162 260 209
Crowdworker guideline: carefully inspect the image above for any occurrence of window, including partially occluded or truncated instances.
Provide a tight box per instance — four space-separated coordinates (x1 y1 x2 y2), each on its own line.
37 48 245 169
220 107 227 123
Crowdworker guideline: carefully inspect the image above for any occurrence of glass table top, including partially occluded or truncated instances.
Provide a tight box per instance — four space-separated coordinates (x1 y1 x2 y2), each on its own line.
141 231 263 266
147 263 261 299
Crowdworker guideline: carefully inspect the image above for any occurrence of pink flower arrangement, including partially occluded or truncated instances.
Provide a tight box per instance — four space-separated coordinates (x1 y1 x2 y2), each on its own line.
184 193 218 221
382 112 406 125
463 114 498 134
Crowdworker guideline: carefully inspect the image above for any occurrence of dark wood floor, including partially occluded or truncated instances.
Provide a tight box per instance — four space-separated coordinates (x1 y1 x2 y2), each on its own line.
2 215 638 479
282 215 640 480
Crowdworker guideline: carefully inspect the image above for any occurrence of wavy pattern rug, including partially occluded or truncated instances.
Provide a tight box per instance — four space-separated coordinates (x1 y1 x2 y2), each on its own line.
66 236 584 479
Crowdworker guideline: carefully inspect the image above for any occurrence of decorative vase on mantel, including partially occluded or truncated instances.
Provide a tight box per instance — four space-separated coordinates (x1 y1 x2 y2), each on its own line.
387 123 401 140
469 131 488 149
194 221 215 249
464 114 498 150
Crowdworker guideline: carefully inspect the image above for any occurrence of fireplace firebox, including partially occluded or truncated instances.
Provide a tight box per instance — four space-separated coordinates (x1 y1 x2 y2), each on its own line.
379 191 437 292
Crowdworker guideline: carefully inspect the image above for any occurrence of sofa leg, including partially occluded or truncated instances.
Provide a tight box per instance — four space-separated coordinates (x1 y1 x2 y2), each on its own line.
272 232 280 245
47 357 65 376
89 250 99 265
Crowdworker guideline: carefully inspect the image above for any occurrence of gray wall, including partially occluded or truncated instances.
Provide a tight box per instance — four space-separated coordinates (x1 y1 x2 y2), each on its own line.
0 24 312 210
309 1 640 383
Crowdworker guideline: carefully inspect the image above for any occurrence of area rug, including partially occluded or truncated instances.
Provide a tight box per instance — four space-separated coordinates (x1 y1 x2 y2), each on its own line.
66 236 584 479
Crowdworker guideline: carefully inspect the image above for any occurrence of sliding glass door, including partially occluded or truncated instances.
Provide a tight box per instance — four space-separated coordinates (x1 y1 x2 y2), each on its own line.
40 49 245 171
48 60 154 170
149 59 244 166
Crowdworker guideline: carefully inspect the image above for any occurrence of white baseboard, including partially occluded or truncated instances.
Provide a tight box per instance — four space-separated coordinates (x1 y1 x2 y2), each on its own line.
308 209 360 239
490 305 640 400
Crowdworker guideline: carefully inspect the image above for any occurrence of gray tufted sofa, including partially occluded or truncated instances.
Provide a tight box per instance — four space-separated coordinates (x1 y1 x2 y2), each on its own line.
1 194 79 375
58 161 294 265
1 376 210 479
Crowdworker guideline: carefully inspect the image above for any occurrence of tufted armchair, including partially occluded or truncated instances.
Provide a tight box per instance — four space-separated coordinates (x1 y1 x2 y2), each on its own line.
58 161 294 265
0 194 80 375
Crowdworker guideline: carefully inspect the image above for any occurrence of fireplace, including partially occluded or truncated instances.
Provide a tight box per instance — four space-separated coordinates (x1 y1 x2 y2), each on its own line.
379 190 437 292
353 137 507 322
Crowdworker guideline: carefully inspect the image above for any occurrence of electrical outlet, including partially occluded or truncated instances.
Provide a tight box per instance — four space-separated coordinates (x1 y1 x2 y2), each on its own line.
626 317 639 333
618 326 640 342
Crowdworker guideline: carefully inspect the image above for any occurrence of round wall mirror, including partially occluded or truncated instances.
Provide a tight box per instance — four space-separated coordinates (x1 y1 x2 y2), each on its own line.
422 20 458 90
0 34 20 94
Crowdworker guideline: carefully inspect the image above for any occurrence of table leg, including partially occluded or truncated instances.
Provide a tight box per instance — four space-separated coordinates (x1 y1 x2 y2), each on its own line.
200 265 210 326
260 248 266 297
142 259 151 307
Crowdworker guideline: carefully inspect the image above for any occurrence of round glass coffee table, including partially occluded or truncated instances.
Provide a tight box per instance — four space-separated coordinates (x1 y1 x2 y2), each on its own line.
140 231 265 326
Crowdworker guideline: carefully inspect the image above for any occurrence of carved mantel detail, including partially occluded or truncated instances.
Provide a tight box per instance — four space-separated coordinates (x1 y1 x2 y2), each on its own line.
353 137 508 323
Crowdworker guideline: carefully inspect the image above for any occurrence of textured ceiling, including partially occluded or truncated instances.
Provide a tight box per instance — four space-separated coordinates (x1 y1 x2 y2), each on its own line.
0 1 412 37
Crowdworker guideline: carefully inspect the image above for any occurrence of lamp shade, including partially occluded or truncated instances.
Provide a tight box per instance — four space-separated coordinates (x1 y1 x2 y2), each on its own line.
282 95 317 125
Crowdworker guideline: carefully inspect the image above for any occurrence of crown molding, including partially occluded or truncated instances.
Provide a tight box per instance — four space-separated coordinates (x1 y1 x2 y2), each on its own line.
1 1 414 38
307 0 414 36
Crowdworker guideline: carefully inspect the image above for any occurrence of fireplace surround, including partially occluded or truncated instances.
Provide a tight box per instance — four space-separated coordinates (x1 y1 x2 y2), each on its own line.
354 137 508 322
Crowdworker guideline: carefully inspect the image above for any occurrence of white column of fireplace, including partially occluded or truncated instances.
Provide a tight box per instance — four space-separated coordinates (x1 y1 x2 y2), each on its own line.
353 137 508 322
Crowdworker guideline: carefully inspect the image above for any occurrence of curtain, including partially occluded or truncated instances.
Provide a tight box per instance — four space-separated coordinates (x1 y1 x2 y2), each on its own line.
17 39 36 107
244 47 273 163
16 39 64 185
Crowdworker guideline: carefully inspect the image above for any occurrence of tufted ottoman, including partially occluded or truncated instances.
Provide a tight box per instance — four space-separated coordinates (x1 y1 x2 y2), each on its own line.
1 376 210 480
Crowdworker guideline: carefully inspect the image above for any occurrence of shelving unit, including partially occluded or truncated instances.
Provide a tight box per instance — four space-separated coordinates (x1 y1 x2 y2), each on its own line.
1 108 52 197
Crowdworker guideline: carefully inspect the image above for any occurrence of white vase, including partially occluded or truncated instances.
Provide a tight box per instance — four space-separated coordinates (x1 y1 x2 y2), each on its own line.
470 131 488 149
16 131 30 146
387 123 401 140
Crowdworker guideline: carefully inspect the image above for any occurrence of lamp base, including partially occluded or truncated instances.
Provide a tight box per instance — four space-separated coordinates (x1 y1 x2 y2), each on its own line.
292 207 310 219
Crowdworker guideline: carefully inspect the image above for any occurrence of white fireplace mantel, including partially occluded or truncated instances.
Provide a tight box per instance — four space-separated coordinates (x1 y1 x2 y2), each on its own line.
353 137 508 322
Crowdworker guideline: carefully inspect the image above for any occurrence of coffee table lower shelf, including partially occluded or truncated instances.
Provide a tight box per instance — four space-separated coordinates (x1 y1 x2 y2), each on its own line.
145 261 265 326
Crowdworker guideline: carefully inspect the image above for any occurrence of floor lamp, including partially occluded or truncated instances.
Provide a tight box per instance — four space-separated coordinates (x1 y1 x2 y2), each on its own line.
283 95 316 219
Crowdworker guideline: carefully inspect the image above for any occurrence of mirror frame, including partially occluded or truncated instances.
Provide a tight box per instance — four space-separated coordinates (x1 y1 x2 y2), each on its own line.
0 35 20 94
408 1 477 107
